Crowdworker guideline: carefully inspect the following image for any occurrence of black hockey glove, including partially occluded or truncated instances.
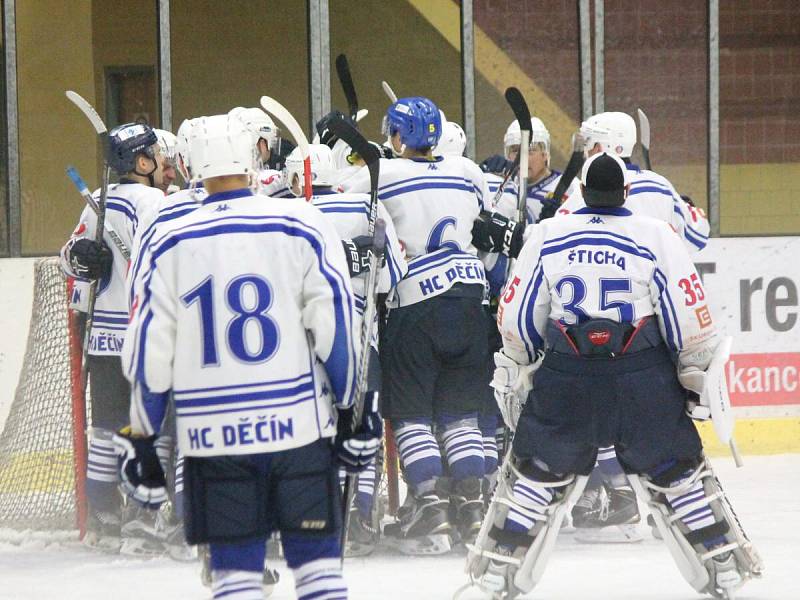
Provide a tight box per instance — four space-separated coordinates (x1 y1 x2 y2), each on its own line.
480 154 513 175
335 391 383 473
68 238 113 280
113 427 168 510
316 110 356 148
342 235 386 277
472 210 525 259
681 194 695 207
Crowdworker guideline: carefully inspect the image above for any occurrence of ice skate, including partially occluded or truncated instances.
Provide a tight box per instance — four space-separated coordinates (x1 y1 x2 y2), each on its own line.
120 505 166 557
573 483 642 543
200 545 279 597
452 478 484 545
344 507 379 557
83 509 122 553
707 551 744 599
384 492 452 555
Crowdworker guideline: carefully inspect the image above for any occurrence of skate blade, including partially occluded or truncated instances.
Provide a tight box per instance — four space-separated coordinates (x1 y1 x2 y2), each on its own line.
453 581 509 600
574 524 643 544
166 543 197 562
119 536 167 557
82 534 121 554
385 532 452 556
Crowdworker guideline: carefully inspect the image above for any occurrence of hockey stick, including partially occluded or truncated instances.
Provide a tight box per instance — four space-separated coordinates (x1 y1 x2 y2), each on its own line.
259 96 312 201
550 134 584 207
335 54 359 122
504 87 532 226
65 91 112 399
66 167 130 260
325 116 384 560
637 108 652 170
381 80 398 104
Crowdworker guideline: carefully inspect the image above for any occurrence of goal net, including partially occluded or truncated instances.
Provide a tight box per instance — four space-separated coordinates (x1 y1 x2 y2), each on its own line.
0 257 86 532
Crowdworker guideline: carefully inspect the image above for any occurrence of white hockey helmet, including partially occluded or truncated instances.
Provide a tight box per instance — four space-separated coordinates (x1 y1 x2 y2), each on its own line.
580 111 636 158
229 107 280 152
188 114 259 183
435 120 467 157
503 117 551 159
175 119 196 182
153 128 178 163
330 138 355 170
284 143 336 197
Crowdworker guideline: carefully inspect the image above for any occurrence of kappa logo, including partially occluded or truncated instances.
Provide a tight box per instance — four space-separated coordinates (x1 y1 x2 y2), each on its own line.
587 216 604 224
214 203 230 212
427 163 438 171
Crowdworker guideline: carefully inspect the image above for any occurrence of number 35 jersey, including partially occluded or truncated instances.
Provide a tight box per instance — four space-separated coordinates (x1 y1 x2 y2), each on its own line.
498 206 718 366
123 188 358 457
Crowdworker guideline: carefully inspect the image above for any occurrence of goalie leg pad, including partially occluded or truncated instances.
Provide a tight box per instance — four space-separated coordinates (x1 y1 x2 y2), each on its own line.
464 455 588 597
631 456 764 598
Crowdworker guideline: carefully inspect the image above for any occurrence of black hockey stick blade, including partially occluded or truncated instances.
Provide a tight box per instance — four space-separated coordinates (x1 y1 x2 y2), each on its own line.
335 54 359 121
505 87 532 133
551 150 584 205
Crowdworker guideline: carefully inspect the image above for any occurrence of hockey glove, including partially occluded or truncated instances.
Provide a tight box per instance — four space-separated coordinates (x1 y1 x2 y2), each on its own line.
537 194 560 222
491 350 543 430
335 391 383 473
113 427 168 510
472 211 525 258
679 366 712 420
68 238 113 280
480 154 513 175
341 236 385 277
316 109 354 148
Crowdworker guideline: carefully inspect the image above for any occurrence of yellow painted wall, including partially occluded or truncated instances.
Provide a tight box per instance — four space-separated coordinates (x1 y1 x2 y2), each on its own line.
17 1 97 254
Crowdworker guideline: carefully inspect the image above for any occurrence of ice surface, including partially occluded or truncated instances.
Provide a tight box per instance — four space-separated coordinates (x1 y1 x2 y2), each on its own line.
0 454 794 599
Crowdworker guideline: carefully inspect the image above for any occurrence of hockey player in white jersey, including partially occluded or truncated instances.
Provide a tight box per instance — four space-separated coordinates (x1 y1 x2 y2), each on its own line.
229 106 289 197
116 114 378 600
153 128 179 193
493 117 580 223
347 97 490 554
558 111 710 252
59 123 166 552
284 143 405 556
554 111 711 539
464 153 761 599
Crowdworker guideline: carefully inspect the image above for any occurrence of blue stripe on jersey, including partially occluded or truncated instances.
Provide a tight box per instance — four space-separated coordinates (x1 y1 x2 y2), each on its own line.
173 373 311 397
406 248 478 277
542 229 657 261
380 180 476 201
177 394 316 418
106 200 137 225
653 269 682 350
137 214 356 408
378 174 473 194
517 258 546 360
316 205 369 216
628 185 673 198
106 195 136 213
670 204 708 250
94 309 128 315
174 379 314 409
93 314 128 325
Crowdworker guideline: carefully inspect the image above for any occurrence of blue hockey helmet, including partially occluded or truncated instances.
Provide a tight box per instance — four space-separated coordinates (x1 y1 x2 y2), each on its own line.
107 123 159 175
382 97 442 151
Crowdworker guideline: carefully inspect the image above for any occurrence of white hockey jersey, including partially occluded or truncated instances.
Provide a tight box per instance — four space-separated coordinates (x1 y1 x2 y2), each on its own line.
498 206 718 368
127 185 207 308
495 169 581 223
344 155 488 307
310 188 406 306
484 172 518 211
256 168 286 196
122 188 358 457
556 163 710 253
60 182 163 356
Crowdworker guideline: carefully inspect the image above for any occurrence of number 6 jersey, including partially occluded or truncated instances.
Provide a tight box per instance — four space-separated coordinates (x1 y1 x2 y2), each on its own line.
498 206 718 368
122 188 358 457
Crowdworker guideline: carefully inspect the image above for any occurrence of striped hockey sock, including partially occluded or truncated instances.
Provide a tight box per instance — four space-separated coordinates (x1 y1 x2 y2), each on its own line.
504 477 555 533
394 420 442 490
666 472 717 543
439 420 485 481
211 569 262 600
86 429 119 513
356 459 377 519
293 558 348 600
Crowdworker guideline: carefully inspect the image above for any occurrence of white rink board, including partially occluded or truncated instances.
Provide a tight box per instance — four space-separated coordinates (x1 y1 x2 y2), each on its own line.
0 454 794 599
0 258 35 433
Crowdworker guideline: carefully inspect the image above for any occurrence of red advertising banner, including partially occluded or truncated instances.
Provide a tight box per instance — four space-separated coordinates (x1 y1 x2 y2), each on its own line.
727 352 800 406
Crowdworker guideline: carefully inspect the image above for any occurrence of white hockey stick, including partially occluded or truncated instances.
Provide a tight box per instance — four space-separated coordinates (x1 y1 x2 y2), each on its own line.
381 80 398 103
65 90 112 397
637 108 651 170
259 96 311 201
355 108 368 122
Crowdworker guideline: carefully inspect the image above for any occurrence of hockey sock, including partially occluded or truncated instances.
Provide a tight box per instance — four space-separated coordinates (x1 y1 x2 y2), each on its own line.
438 413 485 481
292 558 348 600
650 461 721 549
596 446 628 488
86 429 120 514
355 458 377 520
210 570 263 600
174 452 184 520
394 420 443 491
479 413 500 477
503 476 555 534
